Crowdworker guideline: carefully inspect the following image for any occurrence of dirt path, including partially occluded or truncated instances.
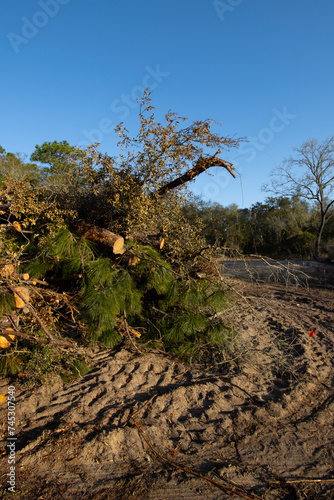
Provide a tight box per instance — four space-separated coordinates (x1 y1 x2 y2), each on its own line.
1 264 334 499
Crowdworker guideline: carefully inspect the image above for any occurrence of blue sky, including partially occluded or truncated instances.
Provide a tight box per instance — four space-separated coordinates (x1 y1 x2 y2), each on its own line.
1 0 333 208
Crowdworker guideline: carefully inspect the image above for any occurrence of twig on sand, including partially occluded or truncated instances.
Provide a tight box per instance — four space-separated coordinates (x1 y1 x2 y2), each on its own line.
272 477 334 484
130 416 261 500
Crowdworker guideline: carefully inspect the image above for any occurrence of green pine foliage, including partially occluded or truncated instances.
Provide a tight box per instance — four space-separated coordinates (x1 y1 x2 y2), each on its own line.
0 352 22 376
164 312 210 343
24 260 51 280
135 271 233 362
1 219 234 374
127 244 232 362
69 359 92 378
208 324 235 346
48 227 96 273
0 293 16 316
206 289 228 310
173 341 201 364
80 259 142 345
133 244 174 295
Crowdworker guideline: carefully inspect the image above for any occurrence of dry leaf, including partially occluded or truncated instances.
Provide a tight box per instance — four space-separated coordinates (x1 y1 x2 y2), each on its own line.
130 327 141 338
12 221 22 232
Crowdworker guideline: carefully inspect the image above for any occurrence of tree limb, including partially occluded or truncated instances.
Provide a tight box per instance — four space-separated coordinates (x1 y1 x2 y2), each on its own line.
3 319 76 348
155 151 235 197
7 285 55 340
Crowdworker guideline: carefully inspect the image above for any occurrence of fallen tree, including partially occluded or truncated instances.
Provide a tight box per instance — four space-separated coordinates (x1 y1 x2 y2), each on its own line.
0 92 242 378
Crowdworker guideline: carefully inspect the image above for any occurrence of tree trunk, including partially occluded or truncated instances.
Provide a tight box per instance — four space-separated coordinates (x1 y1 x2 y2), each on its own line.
155 151 235 197
314 211 326 261
73 223 125 254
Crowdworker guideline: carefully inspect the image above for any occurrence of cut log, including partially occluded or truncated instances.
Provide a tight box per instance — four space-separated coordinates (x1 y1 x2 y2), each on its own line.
155 150 235 197
73 223 125 255
0 264 15 277
126 232 165 250
12 286 30 309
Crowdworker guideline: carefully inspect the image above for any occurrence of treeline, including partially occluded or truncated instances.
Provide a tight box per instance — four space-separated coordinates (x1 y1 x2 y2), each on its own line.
183 195 334 260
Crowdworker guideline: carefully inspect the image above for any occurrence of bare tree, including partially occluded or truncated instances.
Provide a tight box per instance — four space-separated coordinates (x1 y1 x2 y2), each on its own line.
265 136 334 260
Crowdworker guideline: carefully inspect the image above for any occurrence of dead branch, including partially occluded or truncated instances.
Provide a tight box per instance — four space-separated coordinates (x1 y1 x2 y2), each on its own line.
7 285 55 341
122 311 143 354
155 150 235 197
272 478 334 484
130 417 260 500
3 320 76 348
28 278 49 286
126 232 165 250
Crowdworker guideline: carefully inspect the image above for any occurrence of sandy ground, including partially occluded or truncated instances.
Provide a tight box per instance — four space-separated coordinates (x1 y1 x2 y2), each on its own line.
0 260 334 499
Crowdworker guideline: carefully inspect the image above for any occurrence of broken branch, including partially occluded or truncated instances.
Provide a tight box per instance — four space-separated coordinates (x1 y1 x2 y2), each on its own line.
155 151 235 197
4 319 76 348
7 286 55 341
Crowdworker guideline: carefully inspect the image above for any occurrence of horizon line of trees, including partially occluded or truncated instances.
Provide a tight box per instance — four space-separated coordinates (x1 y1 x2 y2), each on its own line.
183 194 334 260
1 142 333 262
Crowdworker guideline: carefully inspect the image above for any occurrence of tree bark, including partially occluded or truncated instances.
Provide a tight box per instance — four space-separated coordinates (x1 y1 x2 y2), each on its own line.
126 232 165 250
73 223 125 254
155 151 235 197
314 211 327 261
